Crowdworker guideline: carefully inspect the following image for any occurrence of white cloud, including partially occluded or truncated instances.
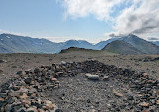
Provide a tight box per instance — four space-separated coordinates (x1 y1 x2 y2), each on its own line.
60 0 159 39
113 0 159 39
61 0 123 20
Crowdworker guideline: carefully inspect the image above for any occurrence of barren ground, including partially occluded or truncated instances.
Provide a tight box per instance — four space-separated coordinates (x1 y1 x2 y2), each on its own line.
0 51 159 85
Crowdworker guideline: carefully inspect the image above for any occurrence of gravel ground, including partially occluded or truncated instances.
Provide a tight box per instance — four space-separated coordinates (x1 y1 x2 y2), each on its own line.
50 73 131 112
0 51 159 85
0 54 159 112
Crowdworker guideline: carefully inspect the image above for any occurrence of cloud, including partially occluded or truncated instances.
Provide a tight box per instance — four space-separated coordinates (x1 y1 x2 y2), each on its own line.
60 0 159 39
148 37 159 41
114 0 159 38
61 0 124 20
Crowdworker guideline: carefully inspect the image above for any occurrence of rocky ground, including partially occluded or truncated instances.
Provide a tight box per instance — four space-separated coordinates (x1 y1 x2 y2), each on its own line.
0 51 159 112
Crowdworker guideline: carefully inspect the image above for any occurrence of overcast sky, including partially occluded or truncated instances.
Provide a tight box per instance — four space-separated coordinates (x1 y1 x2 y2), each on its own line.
0 0 159 43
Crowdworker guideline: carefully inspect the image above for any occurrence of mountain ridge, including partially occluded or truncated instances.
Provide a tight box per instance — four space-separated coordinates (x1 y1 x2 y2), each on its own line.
0 33 159 54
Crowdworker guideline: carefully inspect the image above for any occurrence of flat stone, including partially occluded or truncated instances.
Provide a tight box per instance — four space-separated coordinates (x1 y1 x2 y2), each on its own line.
139 102 149 107
85 73 99 80
113 90 123 97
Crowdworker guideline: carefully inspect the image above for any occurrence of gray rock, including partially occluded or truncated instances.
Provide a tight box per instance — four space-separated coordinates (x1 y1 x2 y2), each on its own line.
85 73 99 80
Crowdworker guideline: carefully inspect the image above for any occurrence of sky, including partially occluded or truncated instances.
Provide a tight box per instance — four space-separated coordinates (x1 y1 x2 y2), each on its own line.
0 0 159 43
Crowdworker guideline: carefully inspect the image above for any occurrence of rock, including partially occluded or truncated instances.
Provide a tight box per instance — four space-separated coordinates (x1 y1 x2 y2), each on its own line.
24 78 32 85
16 71 24 75
0 97 4 102
103 76 109 81
113 90 123 97
60 61 66 65
17 107 27 112
50 78 58 82
0 70 3 73
38 109 45 112
0 59 7 63
22 99 31 106
25 69 32 74
156 100 159 105
55 109 63 112
12 86 21 91
27 107 38 112
139 102 149 107
19 93 28 99
34 68 40 74
142 73 148 77
85 73 99 80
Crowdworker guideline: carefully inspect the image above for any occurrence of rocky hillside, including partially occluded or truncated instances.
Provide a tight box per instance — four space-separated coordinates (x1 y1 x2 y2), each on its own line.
102 40 143 55
0 60 159 111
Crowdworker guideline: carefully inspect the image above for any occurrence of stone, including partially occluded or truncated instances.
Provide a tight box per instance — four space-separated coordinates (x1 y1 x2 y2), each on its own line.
12 86 21 91
85 73 99 80
25 69 32 74
113 90 123 97
19 93 28 99
61 61 66 65
103 76 109 81
142 73 148 77
55 109 63 112
4 104 12 112
156 100 159 105
27 107 38 112
24 78 32 85
139 102 149 107
50 78 58 82
22 99 31 106
0 59 7 63
0 97 4 102
16 71 24 75
34 68 40 74
17 107 27 112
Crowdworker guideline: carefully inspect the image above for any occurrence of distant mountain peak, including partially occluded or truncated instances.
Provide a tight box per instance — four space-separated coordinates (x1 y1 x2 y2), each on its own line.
102 40 142 55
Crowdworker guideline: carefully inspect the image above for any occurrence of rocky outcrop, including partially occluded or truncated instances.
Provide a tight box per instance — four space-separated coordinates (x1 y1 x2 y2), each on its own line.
0 60 159 112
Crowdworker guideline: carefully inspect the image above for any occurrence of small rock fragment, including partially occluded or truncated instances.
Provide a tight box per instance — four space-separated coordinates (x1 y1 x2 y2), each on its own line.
85 73 99 80
113 90 123 97
139 102 149 107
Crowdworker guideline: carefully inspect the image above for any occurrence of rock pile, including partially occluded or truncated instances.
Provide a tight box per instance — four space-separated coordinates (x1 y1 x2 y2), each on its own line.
0 60 159 112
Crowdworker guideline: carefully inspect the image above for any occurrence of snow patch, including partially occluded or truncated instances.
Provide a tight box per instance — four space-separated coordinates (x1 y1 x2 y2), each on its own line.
6 36 11 39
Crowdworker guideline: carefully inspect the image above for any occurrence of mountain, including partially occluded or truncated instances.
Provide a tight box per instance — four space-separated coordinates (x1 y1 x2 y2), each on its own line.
1 33 159 54
102 40 143 55
60 40 96 50
0 33 62 53
151 41 159 46
96 34 159 54
94 38 119 50
0 33 96 53
121 34 159 54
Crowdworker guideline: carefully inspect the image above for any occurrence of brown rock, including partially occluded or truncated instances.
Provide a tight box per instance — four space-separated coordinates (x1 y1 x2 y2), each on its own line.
140 102 149 107
51 78 58 82
142 73 148 77
0 97 4 101
27 107 38 112
19 93 28 99
113 90 123 97
156 100 159 105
